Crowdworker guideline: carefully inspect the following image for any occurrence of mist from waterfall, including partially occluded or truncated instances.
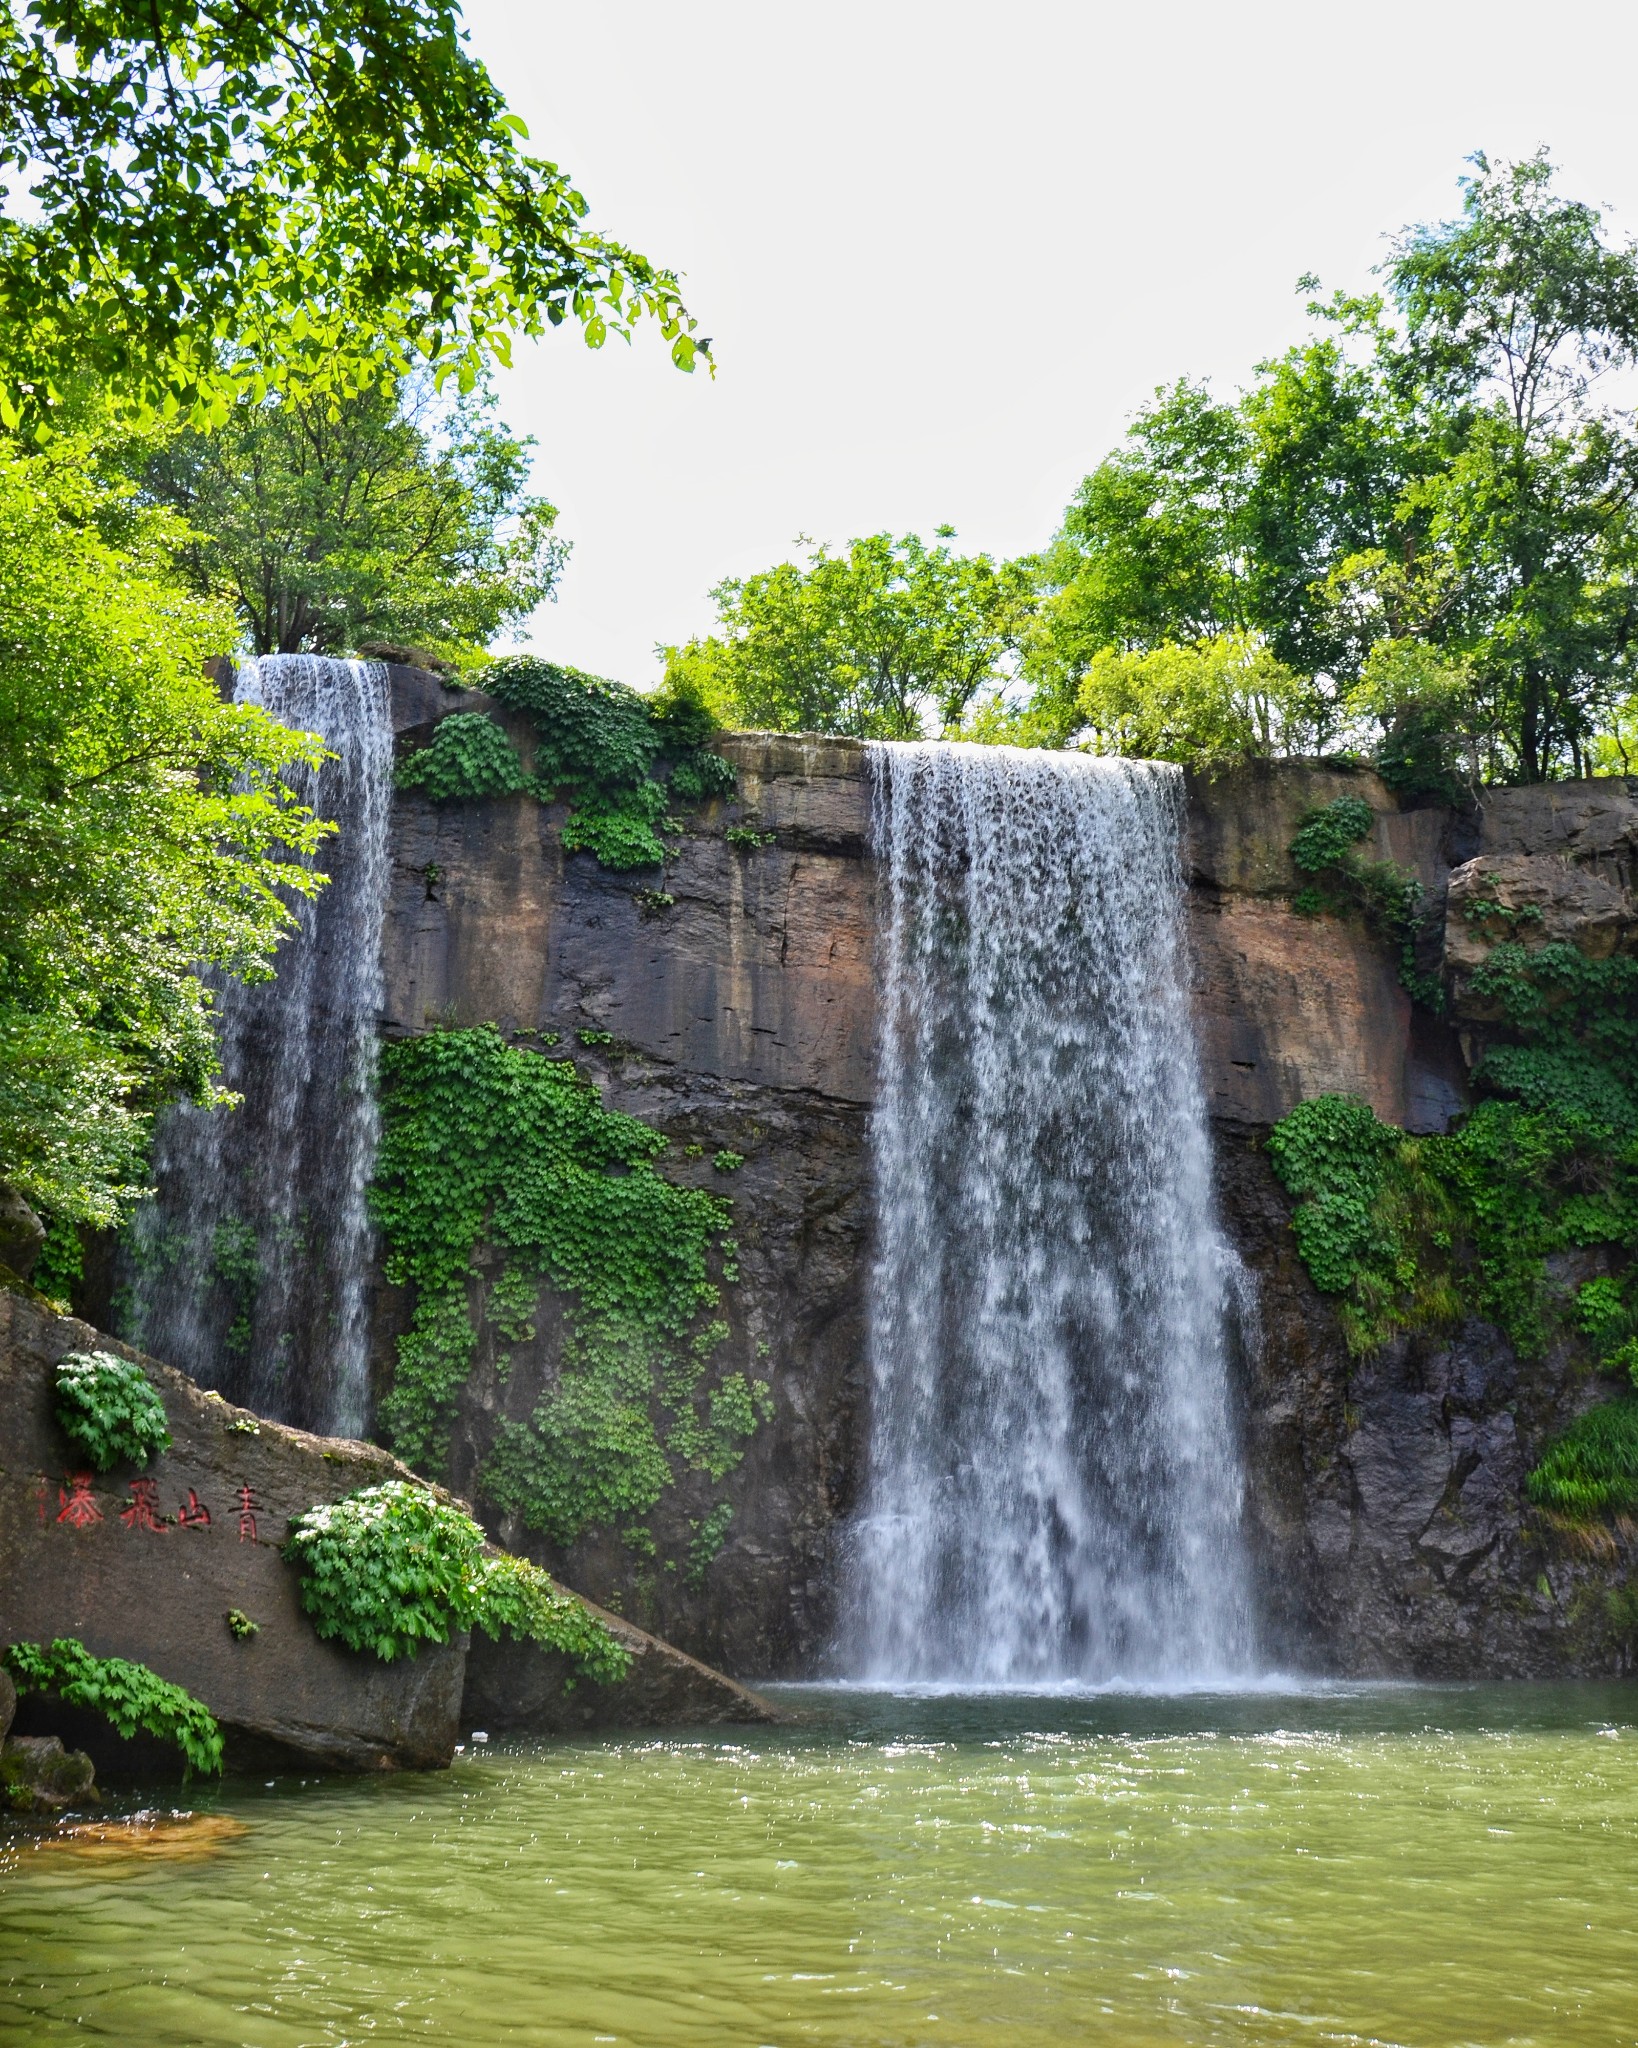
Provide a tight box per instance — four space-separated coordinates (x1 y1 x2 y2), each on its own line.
120 655 394 1438
847 741 1256 1686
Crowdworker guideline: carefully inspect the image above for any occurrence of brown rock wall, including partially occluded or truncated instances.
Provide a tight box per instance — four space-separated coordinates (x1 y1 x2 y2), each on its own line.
371 672 1638 1678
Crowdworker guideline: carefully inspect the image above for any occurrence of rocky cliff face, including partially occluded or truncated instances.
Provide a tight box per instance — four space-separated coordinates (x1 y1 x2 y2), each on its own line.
376 669 1638 1680
380 680 875 1673
1206 769 1638 1677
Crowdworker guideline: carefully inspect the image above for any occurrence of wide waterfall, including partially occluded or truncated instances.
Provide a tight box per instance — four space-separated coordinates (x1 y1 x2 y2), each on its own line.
848 741 1256 1686
120 656 394 1437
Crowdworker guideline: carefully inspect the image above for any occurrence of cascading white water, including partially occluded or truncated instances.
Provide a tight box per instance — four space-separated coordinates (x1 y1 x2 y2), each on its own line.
847 741 1256 1686
121 656 394 1437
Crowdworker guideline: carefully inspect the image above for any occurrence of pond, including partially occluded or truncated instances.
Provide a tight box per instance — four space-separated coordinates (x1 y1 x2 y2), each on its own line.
5 1683 1638 2046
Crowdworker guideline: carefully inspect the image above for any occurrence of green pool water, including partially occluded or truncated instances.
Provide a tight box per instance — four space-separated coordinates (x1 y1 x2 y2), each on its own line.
5 1683 1638 2047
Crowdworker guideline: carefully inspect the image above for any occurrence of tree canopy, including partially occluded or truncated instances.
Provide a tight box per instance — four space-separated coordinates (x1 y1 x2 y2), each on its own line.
663 530 1032 739
138 374 565 659
0 439 327 1226
0 0 708 427
1019 152 1638 783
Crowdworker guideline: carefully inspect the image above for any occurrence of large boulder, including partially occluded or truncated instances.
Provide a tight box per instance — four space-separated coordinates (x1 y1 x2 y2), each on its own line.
1446 851 1636 993
2 1733 95 1813
462 1606 779 1735
1477 779 1638 872
0 1282 778 1768
0 1285 465 1772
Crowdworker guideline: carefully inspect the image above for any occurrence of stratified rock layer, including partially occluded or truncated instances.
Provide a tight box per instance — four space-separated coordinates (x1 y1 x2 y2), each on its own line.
372 676 1638 1681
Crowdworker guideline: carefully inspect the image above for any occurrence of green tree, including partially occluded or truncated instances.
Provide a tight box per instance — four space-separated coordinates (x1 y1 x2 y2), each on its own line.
1032 380 1255 683
138 374 565 658
1386 152 1638 778
1070 634 1321 768
0 0 707 429
664 529 1032 738
0 436 328 1226
1026 153 1638 782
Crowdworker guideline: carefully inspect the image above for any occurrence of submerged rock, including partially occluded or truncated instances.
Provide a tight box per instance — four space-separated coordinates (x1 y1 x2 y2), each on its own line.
41 1809 249 1861
463 1606 778 1735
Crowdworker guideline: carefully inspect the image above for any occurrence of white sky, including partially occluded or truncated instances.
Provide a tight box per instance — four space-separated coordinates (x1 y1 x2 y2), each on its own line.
464 0 1638 689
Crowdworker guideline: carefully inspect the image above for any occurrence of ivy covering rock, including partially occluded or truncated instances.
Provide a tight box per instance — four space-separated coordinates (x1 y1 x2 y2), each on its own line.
283 1481 630 1682
3 1637 223 1776
392 658 736 871
394 712 529 804
1289 795 1442 1009
1269 942 1638 1365
368 1026 769 1550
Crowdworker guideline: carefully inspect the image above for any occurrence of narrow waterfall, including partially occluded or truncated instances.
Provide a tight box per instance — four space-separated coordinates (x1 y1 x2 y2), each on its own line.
848 741 1255 1686
120 656 394 1437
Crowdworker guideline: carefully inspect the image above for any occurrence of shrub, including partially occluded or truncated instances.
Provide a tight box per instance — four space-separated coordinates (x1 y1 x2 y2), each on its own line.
3 1637 222 1775
396 713 528 803
284 1480 630 1680
54 1350 172 1470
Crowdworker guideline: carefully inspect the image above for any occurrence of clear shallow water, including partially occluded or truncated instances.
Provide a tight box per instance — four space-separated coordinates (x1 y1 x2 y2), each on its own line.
5 1684 1638 2047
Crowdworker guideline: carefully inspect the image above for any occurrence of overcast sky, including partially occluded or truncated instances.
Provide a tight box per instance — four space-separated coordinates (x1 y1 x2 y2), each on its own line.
462 0 1638 689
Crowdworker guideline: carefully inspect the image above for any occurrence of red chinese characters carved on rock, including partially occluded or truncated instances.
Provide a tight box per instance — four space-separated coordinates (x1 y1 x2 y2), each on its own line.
120 1477 168 1533
55 1473 101 1528
237 1485 259 1543
177 1488 211 1529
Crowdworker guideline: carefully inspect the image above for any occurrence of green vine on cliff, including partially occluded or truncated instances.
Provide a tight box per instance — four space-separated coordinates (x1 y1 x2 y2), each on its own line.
1289 795 1443 1010
4 1638 222 1776
395 712 529 804
284 1482 630 1682
368 1027 767 1550
1269 945 1638 1390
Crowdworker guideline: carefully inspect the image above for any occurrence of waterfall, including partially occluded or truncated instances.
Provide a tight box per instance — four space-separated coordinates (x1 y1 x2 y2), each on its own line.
847 741 1256 1686
120 656 394 1437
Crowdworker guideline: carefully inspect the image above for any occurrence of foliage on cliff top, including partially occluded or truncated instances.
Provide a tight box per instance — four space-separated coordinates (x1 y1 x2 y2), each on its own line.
663 529 1031 738
1056 634 1322 767
402 656 735 871
369 1028 766 1550
1009 153 1638 781
0 436 331 1226
284 1480 629 1681
0 0 707 431
1269 942 1638 1365
140 375 566 662
4 1638 223 1776
54 1350 172 1472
